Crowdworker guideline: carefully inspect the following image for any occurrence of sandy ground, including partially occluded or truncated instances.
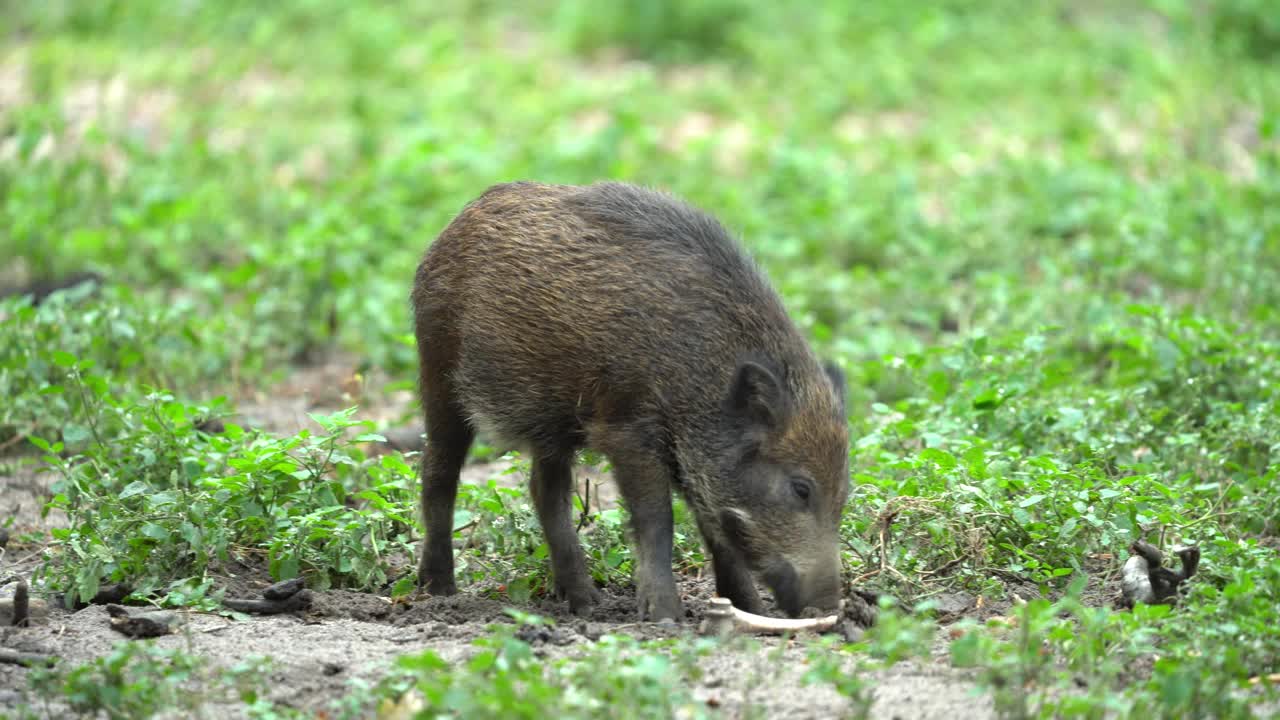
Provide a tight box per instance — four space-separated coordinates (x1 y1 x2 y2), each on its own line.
0 582 992 719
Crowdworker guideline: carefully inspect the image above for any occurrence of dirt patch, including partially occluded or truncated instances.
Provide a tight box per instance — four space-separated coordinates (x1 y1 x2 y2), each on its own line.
0 604 481 716
690 645 991 720
0 576 996 719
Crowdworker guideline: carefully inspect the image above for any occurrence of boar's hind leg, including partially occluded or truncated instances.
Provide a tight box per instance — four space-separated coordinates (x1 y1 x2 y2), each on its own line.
530 454 601 614
610 452 683 622
416 361 474 597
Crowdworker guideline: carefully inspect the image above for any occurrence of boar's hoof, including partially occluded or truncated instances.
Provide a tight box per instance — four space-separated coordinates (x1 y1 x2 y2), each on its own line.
556 581 601 616
419 575 458 597
637 588 682 623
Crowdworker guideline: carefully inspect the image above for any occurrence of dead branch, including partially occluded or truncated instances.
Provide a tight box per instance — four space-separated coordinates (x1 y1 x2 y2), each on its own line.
0 649 56 667
223 578 312 615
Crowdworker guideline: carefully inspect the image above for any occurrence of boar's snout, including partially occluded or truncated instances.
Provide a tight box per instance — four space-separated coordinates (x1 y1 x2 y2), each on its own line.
763 550 842 618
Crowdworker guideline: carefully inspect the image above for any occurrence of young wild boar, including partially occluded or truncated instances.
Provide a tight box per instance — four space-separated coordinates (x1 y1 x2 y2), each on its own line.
412 181 850 621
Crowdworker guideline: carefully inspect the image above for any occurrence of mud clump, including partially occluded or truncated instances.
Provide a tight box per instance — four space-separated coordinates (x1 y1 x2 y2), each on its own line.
841 588 881 628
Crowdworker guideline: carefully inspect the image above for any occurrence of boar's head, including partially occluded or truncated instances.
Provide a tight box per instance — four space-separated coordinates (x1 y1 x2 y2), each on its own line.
711 356 850 617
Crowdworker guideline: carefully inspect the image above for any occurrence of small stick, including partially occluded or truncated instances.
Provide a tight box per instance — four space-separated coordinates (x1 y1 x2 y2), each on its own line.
12 580 28 627
223 591 311 615
0 649 56 667
0 431 29 453
59 583 133 609
262 577 306 601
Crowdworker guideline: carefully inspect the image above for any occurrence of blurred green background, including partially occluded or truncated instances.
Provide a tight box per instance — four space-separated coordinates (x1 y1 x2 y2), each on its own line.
3 1 1280 712
4 0 1276 399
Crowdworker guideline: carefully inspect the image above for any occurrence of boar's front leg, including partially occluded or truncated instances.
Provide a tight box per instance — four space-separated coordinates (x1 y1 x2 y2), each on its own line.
530 454 601 615
702 532 765 615
609 451 683 622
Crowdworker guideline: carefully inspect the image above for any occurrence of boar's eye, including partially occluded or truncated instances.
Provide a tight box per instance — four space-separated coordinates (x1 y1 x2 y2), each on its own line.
790 478 812 502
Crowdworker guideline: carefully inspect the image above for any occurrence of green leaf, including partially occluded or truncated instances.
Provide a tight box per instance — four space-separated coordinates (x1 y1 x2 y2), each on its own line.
926 370 951 400
83 374 109 397
1018 494 1047 508
468 650 497 673
1056 407 1084 429
77 572 101 605
274 556 300 580
918 448 957 471
972 389 1001 410
140 523 171 541
949 631 984 667
380 453 413 474
119 481 150 499
62 424 92 445
1058 516 1079 540
179 521 202 544
452 509 473 530
51 350 78 368
506 576 532 603
392 576 416 598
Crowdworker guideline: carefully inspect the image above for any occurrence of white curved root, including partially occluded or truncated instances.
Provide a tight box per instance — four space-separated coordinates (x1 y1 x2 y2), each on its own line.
699 597 839 636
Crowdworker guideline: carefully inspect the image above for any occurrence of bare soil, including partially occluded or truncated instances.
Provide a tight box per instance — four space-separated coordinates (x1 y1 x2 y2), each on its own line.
0 576 993 719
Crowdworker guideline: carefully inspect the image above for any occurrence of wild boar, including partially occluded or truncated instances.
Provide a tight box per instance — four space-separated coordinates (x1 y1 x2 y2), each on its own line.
412 181 849 621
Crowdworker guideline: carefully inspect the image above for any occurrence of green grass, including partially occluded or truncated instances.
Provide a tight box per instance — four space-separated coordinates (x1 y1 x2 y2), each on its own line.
3 0 1279 716
16 642 281 720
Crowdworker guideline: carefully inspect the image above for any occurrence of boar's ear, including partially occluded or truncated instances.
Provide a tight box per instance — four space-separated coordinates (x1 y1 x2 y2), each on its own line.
823 361 847 413
726 359 789 430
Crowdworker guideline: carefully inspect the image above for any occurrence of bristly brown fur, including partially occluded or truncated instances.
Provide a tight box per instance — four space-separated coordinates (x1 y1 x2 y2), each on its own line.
413 181 850 620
